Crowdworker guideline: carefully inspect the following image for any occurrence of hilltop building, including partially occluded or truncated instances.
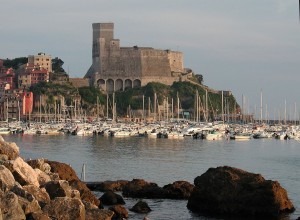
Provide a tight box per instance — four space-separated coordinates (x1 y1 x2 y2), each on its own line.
16 53 51 89
85 23 187 93
28 52 52 73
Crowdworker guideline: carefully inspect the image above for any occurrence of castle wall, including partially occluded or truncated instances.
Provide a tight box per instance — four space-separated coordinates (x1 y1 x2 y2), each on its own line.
69 78 89 88
141 76 181 86
140 49 171 77
168 51 184 74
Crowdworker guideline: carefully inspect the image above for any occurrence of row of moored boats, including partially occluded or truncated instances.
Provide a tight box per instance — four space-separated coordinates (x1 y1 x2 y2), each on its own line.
0 121 300 141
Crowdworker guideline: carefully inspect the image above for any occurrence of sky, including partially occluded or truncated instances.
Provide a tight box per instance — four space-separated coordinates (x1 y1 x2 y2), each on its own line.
1 0 300 120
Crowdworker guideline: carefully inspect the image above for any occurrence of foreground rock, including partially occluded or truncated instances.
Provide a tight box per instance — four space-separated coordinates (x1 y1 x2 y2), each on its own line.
42 197 85 220
0 139 19 160
0 136 113 219
109 205 128 219
122 179 165 199
163 181 194 199
45 160 100 206
100 191 125 205
5 157 40 187
86 180 129 192
187 166 295 218
130 200 151 213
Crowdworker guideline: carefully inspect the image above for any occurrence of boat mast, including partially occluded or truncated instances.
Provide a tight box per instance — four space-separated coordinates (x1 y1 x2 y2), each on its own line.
242 94 244 123
171 98 174 120
294 102 297 125
166 97 169 121
221 91 224 123
142 95 145 121
196 90 199 122
260 89 263 124
177 92 180 121
205 90 208 122
284 99 287 125
106 93 109 120
112 92 115 123
96 96 99 122
154 93 157 121
148 97 150 120
39 95 42 123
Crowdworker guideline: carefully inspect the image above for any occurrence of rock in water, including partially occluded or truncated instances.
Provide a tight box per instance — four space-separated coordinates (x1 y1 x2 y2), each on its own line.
130 200 151 213
187 166 295 218
163 180 194 199
100 191 125 205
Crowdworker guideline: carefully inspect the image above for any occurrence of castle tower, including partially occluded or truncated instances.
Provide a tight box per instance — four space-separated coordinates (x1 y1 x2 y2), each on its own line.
85 23 114 79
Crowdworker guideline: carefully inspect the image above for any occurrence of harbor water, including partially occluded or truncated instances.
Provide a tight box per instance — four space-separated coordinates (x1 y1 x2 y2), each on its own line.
4 134 300 219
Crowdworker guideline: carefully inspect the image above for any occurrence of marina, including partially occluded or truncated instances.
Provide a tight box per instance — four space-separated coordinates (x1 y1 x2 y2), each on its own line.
2 119 300 141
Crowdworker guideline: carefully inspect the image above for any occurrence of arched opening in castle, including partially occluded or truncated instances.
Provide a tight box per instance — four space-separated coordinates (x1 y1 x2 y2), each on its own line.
85 23 187 93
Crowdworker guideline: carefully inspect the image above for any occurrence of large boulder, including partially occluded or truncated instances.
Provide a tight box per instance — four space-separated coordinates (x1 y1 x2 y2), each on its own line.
27 159 51 173
100 191 125 206
26 211 51 220
0 139 19 160
34 169 52 186
0 191 26 220
109 205 128 220
163 181 194 199
46 160 79 181
0 165 15 191
187 166 295 218
44 180 80 200
85 207 114 220
4 157 39 187
130 200 151 213
23 185 50 208
42 197 85 220
86 180 129 192
122 179 165 199
69 179 100 207
10 184 41 214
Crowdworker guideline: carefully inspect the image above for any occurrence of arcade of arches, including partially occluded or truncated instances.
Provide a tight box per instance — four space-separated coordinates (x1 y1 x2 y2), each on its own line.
97 78 141 93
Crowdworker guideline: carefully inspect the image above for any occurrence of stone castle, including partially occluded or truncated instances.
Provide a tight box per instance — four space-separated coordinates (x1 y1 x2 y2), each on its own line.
85 23 188 93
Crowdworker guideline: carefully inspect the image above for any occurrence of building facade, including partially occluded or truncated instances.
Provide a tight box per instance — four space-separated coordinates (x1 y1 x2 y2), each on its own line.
85 23 186 93
18 63 49 89
0 90 33 121
28 52 52 73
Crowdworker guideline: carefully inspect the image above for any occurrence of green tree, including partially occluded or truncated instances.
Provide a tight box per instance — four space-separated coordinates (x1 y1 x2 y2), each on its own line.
52 57 65 73
3 57 27 69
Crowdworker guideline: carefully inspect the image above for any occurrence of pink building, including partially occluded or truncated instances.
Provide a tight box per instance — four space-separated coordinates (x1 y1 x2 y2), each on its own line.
0 59 16 90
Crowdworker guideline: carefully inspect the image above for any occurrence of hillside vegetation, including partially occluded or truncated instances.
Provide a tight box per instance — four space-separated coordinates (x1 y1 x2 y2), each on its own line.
30 81 239 120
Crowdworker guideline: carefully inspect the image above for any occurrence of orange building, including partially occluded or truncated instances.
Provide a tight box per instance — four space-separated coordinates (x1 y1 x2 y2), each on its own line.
22 92 33 117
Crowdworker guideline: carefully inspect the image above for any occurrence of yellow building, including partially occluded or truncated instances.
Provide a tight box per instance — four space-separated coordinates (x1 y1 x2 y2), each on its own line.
28 52 52 73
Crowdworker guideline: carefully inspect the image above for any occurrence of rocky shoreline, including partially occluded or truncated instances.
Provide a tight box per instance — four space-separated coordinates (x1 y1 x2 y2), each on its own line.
0 136 297 219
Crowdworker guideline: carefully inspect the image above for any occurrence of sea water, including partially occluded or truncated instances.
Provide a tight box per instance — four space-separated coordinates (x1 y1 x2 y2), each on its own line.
4 134 300 220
